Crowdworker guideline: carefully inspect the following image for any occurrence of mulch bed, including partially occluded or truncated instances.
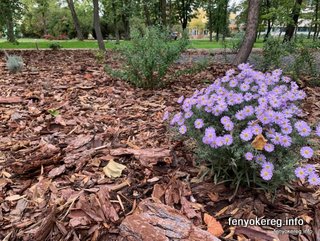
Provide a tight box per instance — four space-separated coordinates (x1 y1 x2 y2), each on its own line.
0 50 319 241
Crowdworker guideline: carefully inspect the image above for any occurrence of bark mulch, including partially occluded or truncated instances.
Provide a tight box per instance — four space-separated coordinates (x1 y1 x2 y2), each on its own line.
0 50 319 241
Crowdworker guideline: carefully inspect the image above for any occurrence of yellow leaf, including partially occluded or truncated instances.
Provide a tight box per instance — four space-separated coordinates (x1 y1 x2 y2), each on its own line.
103 160 126 178
204 213 224 237
251 134 267 150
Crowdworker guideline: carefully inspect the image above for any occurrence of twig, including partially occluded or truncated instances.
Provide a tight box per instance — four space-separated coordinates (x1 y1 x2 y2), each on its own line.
109 179 131 192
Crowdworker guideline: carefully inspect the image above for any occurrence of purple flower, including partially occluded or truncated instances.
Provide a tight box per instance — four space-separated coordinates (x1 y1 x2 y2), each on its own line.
229 79 238 88
316 124 320 137
244 93 253 101
250 124 263 135
295 167 308 179
179 125 187 135
259 113 271 125
223 134 233 146
177 96 184 104
281 124 292 135
216 136 224 147
243 106 254 116
245 152 254 161
185 111 193 119
236 110 246 121
264 143 275 152
221 116 231 125
240 129 253 141
177 117 185 126
308 173 320 185
163 111 169 121
305 164 316 175
210 139 218 149
270 132 282 145
194 119 204 129
260 168 273 181
255 154 266 164
262 162 274 171
224 121 234 131
282 76 291 83
204 127 216 143
300 146 313 159
240 83 250 92
279 135 292 147
298 125 311 137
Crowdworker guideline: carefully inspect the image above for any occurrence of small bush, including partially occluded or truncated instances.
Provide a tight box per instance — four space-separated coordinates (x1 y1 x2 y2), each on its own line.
106 26 189 89
256 37 320 86
43 34 55 40
94 50 105 64
229 32 245 53
49 42 61 50
56 34 68 40
165 64 320 190
6 55 23 73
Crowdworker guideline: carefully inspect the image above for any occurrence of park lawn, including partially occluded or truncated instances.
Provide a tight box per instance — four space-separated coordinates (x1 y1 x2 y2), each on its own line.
0 39 129 49
0 38 264 49
189 39 264 49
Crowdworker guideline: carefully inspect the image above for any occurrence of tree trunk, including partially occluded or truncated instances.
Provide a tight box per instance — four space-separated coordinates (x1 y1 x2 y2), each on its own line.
111 0 120 44
233 0 260 65
264 19 272 41
160 0 166 26
42 12 48 35
313 0 319 41
67 0 84 40
283 0 303 42
181 0 188 30
6 11 15 43
93 0 106 51
122 14 130 40
143 1 152 26
168 0 173 29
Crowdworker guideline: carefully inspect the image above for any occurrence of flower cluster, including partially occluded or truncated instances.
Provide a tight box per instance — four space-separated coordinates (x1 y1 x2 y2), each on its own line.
164 64 320 187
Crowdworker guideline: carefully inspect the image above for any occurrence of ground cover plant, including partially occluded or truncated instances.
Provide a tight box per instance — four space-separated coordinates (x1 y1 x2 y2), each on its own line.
166 64 320 191
106 26 189 89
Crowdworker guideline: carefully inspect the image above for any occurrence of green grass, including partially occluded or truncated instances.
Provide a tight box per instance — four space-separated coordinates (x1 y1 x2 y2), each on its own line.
0 38 264 49
189 39 264 49
0 39 130 49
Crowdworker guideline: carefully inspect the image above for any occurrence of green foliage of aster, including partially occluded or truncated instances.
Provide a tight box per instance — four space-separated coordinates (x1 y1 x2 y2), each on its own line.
164 64 320 191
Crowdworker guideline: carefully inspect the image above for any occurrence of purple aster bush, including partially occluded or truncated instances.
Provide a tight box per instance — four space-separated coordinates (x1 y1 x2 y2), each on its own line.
165 65 320 189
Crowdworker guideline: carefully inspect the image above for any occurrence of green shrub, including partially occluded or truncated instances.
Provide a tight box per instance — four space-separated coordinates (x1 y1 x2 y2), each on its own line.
229 31 245 53
6 55 23 73
49 42 62 50
256 37 320 87
94 50 105 64
165 65 320 191
106 26 189 89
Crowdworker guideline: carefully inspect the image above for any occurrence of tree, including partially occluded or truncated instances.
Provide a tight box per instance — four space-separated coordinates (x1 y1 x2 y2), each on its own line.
312 0 320 40
93 0 106 51
0 0 23 42
283 0 303 42
160 0 167 26
174 0 201 30
35 0 50 35
66 0 84 40
233 0 260 65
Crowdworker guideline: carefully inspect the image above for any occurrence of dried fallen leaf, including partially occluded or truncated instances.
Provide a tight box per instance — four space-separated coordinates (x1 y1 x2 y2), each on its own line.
251 134 267 151
103 160 126 178
204 213 224 237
